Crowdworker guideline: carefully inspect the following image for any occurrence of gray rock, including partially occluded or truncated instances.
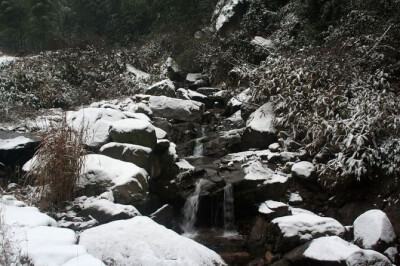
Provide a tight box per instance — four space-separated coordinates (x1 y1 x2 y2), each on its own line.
0 131 40 167
164 57 185 82
150 204 174 228
109 118 157 150
149 96 204 122
144 79 176 98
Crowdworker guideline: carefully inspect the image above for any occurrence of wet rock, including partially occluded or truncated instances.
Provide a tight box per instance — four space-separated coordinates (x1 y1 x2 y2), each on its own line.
150 204 174 228
284 236 392 266
353 209 396 252
149 96 204 122
144 79 176 98
241 102 277 149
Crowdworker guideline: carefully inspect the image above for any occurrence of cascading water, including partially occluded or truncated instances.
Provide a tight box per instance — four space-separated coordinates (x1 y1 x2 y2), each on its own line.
193 127 205 157
182 179 206 236
223 183 236 236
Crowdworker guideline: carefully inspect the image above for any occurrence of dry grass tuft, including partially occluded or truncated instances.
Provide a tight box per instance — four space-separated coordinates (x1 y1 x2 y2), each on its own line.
26 117 85 210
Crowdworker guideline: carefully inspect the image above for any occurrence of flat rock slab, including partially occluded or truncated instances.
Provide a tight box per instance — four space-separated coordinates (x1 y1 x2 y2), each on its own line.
0 131 41 166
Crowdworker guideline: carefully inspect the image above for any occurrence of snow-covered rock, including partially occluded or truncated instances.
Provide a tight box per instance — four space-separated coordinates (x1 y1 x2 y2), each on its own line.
0 55 15 66
100 142 153 175
291 161 316 180
176 159 195 172
241 102 277 149
123 111 151 122
79 216 226 266
150 204 174 228
0 196 102 266
0 132 40 166
225 88 251 116
79 154 149 205
67 107 126 148
383 247 398 263
259 200 290 220
353 209 396 251
285 236 392 266
109 118 157 149
251 36 275 49
289 192 303 204
164 57 185 82
77 196 141 224
149 96 204 122
213 0 247 34
63 254 106 266
145 79 176 98
270 213 345 252
155 126 168 139
127 64 151 81
186 73 207 88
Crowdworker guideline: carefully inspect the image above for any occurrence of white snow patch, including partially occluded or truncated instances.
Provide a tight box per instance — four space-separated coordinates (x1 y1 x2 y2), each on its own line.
251 36 275 49
291 161 315 178
246 102 276 133
155 127 168 139
176 159 195 172
259 201 288 215
110 118 155 134
289 192 303 203
127 64 151 80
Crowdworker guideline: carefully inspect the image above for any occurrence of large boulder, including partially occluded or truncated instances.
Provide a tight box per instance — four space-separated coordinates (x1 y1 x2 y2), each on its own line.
79 154 149 206
149 96 204 122
185 73 209 89
144 79 176 98
270 213 345 252
285 236 392 266
164 57 185 82
79 216 226 265
0 131 40 167
67 107 126 148
213 0 248 35
353 210 396 252
100 142 153 175
241 102 277 149
109 118 157 150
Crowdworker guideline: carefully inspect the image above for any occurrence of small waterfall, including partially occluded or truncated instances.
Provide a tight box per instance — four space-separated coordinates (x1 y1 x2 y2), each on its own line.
182 179 206 236
223 184 236 235
193 127 205 157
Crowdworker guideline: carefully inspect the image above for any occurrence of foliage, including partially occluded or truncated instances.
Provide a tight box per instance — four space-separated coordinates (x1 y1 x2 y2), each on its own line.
26 117 85 209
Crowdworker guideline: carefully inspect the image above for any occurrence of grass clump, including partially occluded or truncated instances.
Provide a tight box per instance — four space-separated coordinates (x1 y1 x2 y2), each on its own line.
26 118 85 210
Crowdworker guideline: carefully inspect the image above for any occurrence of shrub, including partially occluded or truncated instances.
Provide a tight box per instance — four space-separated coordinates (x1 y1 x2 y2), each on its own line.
26 117 85 210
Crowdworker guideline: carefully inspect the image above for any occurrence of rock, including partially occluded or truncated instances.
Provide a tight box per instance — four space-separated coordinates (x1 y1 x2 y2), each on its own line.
79 154 149 206
291 161 316 180
241 102 277 149
100 142 153 175
150 204 174 228
270 213 345 252
353 209 396 251
78 197 141 224
136 102 153 117
109 118 157 150
240 103 258 121
0 131 40 166
144 79 176 97
164 57 185 82
176 159 195 172
213 0 248 35
197 87 221 96
123 111 151 122
67 107 126 148
211 90 231 107
383 247 398 263
258 201 290 220
185 73 209 89
225 88 251 116
79 216 226 265
251 36 275 50
268 143 280 152
149 96 204 122
126 64 151 81
284 236 392 266
288 192 303 205
155 127 167 139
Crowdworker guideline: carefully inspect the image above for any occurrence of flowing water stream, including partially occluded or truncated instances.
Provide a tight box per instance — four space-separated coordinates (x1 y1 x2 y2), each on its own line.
193 127 205 157
181 179 206 236
223 183 236 236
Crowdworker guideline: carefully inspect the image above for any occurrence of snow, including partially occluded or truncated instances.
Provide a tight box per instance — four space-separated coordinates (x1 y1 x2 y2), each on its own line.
272 213 345 241
123 111 151 122
215 0 243 32
259 201 288 215
79 216 226 266
79 197 141 218
246 102 276 133
353 209 396 249
291 161 315 179
243 161 288 184
0 136 33 150
176 159 195 172
155 127 168 139
0 55 15 66
383 247 397 262
289 192 303 203
303 236 360 261
0 196 102 266
63 254 106 266
67 107 126 147
186 73 203 83
251 36 275 49
222 150 272 163
289 207 316 216
80 154 149 190
149 96 204 122
346 249 392 266
127 64 151 80
110 118 155 134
